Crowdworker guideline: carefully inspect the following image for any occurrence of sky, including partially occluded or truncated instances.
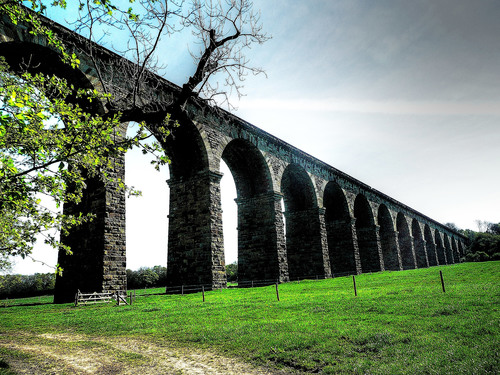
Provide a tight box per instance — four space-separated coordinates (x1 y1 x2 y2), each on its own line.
7 0 500 274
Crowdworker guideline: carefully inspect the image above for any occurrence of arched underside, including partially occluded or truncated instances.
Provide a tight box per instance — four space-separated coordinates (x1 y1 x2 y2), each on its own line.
0 42 102 113
443 235 454 264
435 232 446 265
424 225 438 266
281 164 329 279
222 139 288 284
397 213 416 270
412 219 428 268
378 205 401 271
354 195 382 273
324 182 358 275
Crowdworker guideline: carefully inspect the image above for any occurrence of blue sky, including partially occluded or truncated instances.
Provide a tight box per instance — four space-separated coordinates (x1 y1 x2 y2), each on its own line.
9 0 500 273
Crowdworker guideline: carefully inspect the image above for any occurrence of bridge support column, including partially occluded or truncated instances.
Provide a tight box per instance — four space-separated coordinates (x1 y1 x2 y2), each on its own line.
285 207 331 279
398 232 417 270
427 241 438 266
54 150 127 303
236 192 289 284
357 225 384 273
435 233 446 265
380 228 402 271
414 237 429 268
166 170 226 289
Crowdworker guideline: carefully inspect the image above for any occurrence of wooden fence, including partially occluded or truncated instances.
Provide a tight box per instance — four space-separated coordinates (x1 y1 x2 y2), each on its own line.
74 290 130 306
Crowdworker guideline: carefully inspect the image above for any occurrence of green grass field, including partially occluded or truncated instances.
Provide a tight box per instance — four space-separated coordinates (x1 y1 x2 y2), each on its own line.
0 262 498 374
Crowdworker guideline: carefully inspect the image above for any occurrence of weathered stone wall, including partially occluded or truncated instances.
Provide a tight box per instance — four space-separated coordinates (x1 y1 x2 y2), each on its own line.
166 171 226 289
54 149 126 303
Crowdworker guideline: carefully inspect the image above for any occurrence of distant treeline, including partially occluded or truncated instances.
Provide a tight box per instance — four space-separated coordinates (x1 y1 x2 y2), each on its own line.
127 266 167 289
455 222 500 262
0 264 239 299
0 273 55 299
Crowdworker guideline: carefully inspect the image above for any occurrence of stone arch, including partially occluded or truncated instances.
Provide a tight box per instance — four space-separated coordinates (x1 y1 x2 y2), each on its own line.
0 42 100 111
354 194 382 273
324 182 358 275
435 231 446 265
281 164 330 279
424 225 438 266
412 219 428 268
164 121 211 180
378 205 401 270
443 234 454 264
397 213 416 270
222 139 288 283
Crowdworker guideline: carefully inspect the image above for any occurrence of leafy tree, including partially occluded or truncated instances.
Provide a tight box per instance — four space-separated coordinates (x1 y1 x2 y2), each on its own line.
463 221 500 262
444 223 460 231
225 261 238 282
126 266 167 289
486 222 500 235
0 0 268 271
0 272 55 298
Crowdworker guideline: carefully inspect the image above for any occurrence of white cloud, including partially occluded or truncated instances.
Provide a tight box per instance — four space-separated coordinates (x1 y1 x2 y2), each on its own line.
239 97 500 116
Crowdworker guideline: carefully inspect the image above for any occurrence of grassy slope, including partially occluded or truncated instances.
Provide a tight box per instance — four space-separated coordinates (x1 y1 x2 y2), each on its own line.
0 262 498 374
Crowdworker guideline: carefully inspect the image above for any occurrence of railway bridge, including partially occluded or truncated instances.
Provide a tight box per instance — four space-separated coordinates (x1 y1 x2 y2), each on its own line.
0 11 467 303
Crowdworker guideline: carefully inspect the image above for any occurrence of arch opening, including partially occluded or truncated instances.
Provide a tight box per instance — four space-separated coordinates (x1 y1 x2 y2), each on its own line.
354 195 381 273
378 205 400 270
324 182 357 276
281 164 326 279
220 160 238 280
412 219 428 268
424 225 438 266
221 139 286 284
435 232 446 265
125 123 169 278
396 213 415 270
443 234 454 264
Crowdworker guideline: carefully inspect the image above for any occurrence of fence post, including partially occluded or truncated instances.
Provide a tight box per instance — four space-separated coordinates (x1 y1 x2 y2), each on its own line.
181 285 184 295
275 282 280 302
353 275 357 297
202 285 205 302
440 270 446 293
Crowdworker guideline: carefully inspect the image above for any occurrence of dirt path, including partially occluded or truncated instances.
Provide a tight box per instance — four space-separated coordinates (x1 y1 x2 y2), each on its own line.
0 332 291 374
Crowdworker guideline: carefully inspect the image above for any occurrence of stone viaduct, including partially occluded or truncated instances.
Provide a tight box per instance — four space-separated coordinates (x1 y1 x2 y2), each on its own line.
0 11 467 303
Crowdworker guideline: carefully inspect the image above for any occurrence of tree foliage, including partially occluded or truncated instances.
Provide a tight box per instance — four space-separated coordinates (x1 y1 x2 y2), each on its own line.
463 221 500 262
126 266 167 289
0 272 55 299
0 0 268 271
225 261 237 282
